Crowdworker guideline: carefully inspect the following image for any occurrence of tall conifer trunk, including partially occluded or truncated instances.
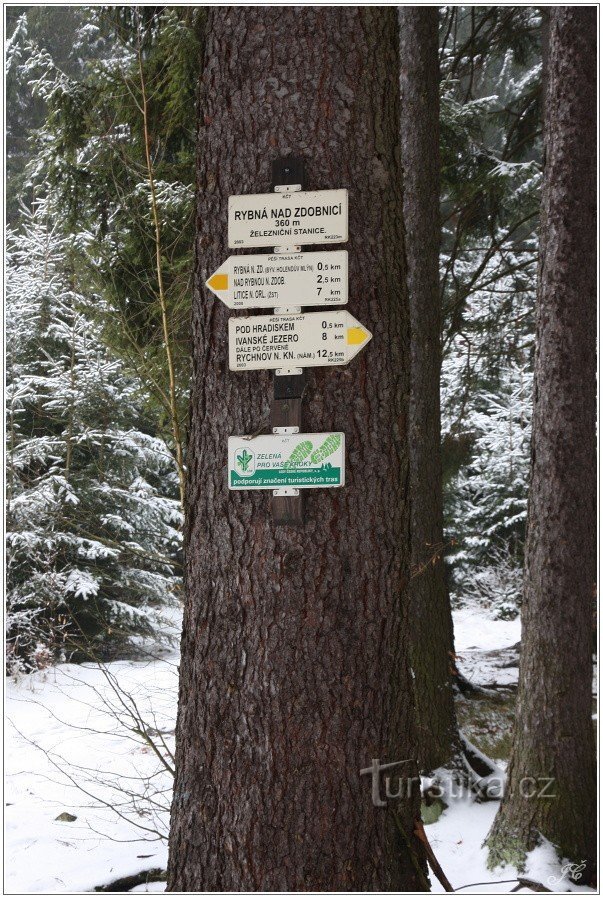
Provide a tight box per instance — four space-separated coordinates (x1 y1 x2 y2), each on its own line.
399 6 461 772
168 8 426 890
487 7 596 877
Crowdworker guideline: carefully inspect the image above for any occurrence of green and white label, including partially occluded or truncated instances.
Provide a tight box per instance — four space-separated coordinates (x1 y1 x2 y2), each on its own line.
228 433 345 490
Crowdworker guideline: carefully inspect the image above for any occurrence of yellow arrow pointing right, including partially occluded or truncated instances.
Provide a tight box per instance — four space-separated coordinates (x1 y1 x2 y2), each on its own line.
347 326 369 345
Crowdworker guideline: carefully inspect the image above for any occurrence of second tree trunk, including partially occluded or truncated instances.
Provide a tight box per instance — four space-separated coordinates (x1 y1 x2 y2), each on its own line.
399 7 460 772
486 7 596 878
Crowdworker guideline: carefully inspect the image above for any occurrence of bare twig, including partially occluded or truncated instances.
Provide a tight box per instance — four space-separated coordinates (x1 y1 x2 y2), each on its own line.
136 13 185 509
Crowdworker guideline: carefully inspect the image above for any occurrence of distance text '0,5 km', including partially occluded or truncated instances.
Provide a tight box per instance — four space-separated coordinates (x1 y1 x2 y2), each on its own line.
228 189 348 248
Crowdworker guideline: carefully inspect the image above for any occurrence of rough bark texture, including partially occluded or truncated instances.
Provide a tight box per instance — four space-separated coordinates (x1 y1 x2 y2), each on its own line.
167 8 426 891
487 7 596 878
398 7 461 774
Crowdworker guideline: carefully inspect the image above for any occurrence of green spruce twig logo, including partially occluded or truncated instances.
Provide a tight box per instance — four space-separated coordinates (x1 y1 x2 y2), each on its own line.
236 448 253 473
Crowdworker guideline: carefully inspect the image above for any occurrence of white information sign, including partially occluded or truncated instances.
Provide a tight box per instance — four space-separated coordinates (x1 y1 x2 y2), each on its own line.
228 189 348 248
228 433 345 490
206 250 348 309
228 310 371 371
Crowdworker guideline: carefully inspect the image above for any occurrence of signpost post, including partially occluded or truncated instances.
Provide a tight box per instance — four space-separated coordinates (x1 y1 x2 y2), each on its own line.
268 157 308 524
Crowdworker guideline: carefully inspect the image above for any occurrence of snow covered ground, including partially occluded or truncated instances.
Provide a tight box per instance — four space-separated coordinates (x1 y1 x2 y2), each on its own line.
5 655 176 893
453 605 521 688
429 797 593 894
4 607 594 893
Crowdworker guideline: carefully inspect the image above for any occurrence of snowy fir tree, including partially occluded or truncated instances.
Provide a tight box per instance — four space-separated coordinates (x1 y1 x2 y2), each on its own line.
13 6 202 491
6 207 182 670
438 8 540 615
443 350 532 617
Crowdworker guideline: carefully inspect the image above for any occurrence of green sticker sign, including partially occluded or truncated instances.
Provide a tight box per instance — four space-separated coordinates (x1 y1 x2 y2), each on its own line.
228 433 345 490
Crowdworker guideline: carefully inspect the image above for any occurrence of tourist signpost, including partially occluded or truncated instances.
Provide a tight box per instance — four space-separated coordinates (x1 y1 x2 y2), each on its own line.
228 310 371 371
228 433 345 490
208 158 371 520
206 250 348 309
228 189 348 248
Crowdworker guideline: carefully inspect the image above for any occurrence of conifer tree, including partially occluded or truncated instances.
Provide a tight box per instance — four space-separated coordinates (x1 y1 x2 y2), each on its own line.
439 7 542 609
6 208 182 669
11 8 204 490
168 7 426 890
486 7 596 876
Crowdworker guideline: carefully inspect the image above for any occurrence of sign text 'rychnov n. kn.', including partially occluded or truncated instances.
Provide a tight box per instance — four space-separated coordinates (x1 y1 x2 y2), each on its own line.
228 310 371 371
228 189 348 248
228 433 345 490
206 251 348 309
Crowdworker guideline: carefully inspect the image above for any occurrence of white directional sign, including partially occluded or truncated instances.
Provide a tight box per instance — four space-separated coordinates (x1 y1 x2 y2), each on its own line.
206 251 348 309
228 433 345 490
228 189 348 248
229 310 371 372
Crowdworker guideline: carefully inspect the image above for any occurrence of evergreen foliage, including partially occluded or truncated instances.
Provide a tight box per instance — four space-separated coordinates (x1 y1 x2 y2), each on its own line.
439 7 541 614
5 6 88 224
11 7 204 452
4 6 200 669
6 207 182 670
442 284 533 617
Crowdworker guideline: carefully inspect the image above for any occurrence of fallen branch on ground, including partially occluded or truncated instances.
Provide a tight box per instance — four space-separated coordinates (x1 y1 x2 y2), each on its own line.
414 816 454 892
94 868 166 892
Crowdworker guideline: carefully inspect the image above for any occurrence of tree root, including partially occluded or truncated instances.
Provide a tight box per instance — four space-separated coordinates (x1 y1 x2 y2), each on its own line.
454 669 507 700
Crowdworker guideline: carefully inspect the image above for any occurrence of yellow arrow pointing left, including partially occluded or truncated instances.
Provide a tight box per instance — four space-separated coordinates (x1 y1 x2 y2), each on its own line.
208 273 228 292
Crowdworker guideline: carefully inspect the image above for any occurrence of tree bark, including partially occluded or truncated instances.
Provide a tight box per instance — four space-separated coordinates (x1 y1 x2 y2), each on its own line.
487 7 596 878
167 8 426 891
399 7 461 773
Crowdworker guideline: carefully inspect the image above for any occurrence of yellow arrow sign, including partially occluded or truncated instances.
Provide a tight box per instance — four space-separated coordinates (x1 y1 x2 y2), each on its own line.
207 272 228 292
347 326 369 345
229 310 371 372
205 251 349 310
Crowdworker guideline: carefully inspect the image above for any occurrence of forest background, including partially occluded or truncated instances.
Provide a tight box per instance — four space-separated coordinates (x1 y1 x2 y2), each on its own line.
6 5 538 671
4 5 594 894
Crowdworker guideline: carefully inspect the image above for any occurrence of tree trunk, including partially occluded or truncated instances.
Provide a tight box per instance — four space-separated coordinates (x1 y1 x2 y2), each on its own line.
487 7 596 879
399 7 461 773
167 8 426 891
